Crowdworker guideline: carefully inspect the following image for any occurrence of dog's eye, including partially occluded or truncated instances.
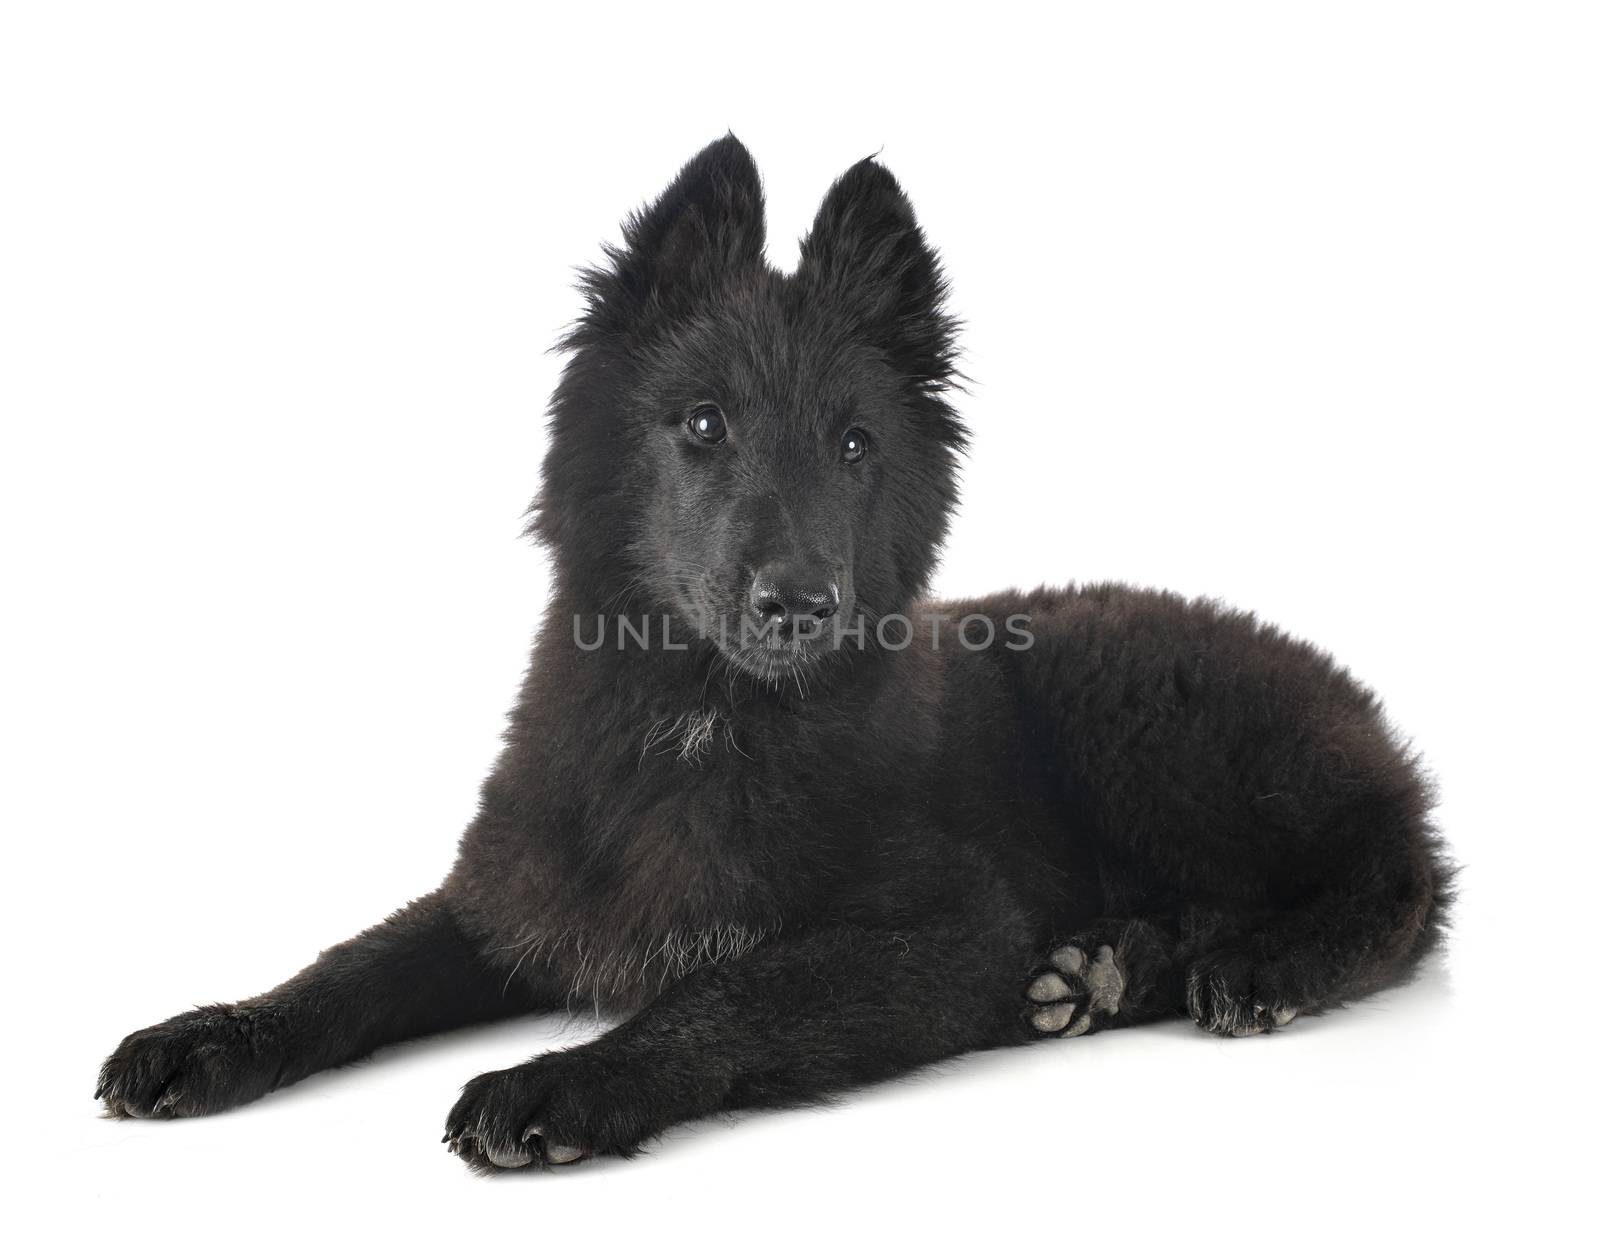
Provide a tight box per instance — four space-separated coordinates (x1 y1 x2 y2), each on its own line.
688 405 727 445
841 427 869 465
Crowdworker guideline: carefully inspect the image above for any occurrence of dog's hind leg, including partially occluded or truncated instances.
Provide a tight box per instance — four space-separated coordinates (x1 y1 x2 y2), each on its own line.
1176 819 1450 1036
1182 870 1446 1036
1026 814 1450 1039
1023 917 1182 1037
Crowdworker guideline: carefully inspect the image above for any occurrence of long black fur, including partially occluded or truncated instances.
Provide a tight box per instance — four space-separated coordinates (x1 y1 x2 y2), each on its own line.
98 136 1452 1171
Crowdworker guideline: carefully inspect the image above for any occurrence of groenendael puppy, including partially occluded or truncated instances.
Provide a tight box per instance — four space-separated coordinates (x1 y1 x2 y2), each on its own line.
99 136 1451 1171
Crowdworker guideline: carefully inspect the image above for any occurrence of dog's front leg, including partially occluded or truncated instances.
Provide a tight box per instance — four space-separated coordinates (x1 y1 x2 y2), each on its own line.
445 904 1035 1169
99 890 545 1118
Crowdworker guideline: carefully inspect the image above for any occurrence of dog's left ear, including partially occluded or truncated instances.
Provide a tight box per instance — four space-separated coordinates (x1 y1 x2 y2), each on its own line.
799 157 958 396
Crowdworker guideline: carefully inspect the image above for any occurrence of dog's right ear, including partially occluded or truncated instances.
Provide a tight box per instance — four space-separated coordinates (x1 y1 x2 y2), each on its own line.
569 135 766 345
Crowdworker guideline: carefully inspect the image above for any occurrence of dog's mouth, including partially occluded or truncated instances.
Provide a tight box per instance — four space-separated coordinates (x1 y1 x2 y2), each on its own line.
705 607 860 682
673 574 859 679
723 636 828 682
726 613 836 662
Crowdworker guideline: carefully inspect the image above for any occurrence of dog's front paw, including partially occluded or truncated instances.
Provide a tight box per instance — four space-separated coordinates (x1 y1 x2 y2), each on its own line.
97 1005 288 1118
444 1049 668 1172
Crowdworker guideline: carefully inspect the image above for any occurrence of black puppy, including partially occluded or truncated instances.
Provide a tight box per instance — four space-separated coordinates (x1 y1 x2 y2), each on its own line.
98 137 1451 1170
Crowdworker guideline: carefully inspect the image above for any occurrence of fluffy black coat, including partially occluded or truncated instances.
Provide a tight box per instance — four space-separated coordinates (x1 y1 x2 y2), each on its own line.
98 137 1451 1170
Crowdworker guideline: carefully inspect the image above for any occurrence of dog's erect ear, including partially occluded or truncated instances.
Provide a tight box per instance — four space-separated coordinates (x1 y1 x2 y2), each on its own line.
798 157 958 396
571 135 765 344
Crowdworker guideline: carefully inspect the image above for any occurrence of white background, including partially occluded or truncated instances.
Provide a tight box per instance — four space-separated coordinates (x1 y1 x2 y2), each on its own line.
3 2 1596 1250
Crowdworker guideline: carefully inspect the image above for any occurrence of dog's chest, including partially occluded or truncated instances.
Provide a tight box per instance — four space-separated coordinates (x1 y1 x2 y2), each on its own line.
496 917 773 1011
469 727 815 1006
459 676 902 1009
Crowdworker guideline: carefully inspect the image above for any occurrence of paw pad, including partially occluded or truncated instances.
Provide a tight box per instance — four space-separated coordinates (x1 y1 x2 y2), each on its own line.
1025 942 1125 1038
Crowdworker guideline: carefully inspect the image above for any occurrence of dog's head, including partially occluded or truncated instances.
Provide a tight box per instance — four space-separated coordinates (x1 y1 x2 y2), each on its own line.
534 136 963 678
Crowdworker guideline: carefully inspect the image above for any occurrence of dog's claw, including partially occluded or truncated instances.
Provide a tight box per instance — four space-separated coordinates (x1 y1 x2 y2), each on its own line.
515 1124 585 1166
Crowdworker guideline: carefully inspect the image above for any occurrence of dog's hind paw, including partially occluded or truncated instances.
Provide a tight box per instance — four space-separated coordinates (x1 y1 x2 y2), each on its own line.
1025 942 1125 1038
1185 950 1302 1037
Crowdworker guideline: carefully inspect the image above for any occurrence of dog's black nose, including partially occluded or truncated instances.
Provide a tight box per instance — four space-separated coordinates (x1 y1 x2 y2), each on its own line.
749 565 840 627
